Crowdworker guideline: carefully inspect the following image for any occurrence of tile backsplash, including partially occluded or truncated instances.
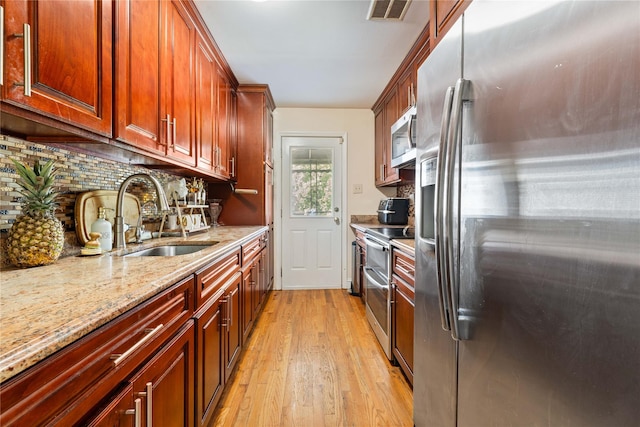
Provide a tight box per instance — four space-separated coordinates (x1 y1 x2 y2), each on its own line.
397 183 415 225
0 135 183 267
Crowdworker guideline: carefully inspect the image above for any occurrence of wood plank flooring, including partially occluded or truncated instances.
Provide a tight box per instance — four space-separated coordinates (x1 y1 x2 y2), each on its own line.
210 289 413 427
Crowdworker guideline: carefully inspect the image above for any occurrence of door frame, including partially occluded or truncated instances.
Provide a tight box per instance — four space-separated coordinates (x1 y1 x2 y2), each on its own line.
274 131 349 291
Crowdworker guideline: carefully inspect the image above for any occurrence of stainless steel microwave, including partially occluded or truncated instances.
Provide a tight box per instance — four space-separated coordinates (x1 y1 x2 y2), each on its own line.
390 106 417 169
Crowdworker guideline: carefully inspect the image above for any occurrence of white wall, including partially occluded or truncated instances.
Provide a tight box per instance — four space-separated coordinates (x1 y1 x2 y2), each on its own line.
272 108 394 290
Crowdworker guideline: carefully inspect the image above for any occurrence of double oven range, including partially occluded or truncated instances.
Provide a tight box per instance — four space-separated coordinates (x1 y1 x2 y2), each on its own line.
363 226 414 360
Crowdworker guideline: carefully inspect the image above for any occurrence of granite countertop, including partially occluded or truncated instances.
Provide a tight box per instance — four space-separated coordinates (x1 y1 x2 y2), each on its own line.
0 225 266 383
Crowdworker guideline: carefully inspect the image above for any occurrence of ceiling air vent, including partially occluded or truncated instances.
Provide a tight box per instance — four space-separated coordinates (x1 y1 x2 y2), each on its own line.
367 0 412 21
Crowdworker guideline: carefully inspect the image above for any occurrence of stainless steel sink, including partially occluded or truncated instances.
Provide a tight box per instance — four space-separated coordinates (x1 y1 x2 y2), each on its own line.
123 243 216 257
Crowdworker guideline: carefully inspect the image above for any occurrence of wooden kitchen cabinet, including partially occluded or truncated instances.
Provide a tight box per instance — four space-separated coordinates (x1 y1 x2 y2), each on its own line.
193 249 242 427
90 320 195 427
240 233 266 343
0 276 195 426
391 247 415 385
374 89 411 186
212 85 275 226
115 0 196 166
162 0 196 166
430 0 471 48
1 0 113 136
195 30 235 179
114 0 162 154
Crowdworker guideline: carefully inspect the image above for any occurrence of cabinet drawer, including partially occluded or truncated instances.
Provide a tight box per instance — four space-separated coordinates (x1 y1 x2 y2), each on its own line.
0 276 195 426
392 273 415 302
392 248 415 287
242 234 264 266
195 248 241 307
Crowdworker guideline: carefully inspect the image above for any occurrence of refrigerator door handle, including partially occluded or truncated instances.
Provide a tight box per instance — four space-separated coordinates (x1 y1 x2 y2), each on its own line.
444 78 470 341
435 85 456 332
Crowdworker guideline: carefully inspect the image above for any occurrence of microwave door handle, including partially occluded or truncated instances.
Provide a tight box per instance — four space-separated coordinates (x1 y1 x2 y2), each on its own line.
408 114 415 147
435 85 455 332
445 78 470 342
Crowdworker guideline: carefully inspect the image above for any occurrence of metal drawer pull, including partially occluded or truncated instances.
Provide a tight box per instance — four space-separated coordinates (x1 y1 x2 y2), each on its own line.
110 324 164 366
125 398 142 427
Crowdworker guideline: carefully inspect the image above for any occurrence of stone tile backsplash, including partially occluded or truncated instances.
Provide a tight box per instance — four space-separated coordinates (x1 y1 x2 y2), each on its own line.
0 134 184 267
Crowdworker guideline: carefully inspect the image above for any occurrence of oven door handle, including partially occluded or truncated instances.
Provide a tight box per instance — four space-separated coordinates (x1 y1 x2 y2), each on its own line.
364 239 388 252
363 267 389 290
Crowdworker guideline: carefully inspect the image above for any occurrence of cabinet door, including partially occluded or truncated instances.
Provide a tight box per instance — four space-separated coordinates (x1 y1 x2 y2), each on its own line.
2 0 112 135
241 265 255 342
114 0 163 152
195 31 217 172
383 89 400 183
224 273 242 381
162 0 195 166
216 67 231 178
194 295 225 427
265 164 273 225
87 385 136 427
133 321 195 427
397 68 415 115
392 277 414 384
374 107 385 186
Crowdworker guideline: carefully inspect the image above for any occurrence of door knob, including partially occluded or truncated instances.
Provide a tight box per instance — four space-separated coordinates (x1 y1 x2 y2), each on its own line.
334 217 340 224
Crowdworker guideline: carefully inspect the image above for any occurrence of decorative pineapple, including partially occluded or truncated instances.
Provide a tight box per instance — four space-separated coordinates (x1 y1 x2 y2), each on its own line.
6 158 64 268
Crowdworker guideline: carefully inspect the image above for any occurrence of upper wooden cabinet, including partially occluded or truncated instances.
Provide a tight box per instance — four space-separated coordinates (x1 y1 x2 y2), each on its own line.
162 0 196 166
214 85 275 226
430 0 471 48
115 0 196 167
1 0 113 136
114 0 163 154
372 23 430 187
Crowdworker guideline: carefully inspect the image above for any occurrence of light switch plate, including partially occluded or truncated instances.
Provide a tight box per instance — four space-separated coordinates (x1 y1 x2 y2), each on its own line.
353 184 363 194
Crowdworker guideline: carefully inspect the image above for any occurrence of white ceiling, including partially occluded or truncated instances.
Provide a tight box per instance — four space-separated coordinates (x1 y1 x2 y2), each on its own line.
193 0 430 109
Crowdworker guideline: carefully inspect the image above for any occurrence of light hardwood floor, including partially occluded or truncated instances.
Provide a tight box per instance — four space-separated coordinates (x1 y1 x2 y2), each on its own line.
210 289 413 427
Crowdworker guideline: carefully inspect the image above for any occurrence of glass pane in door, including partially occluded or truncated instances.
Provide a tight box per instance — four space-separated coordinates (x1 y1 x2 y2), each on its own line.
289 147 333 217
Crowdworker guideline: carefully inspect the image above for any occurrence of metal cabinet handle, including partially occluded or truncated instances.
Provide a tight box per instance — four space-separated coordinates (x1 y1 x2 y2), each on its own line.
23 23 30 96
435 86 455 332
137 382 153 427
230 157 236 177
171 117 177 149
12 23 31 96
0 6 4 86
228 293 233 328
160 114 171 147
110 324 164 366
125 398 142 427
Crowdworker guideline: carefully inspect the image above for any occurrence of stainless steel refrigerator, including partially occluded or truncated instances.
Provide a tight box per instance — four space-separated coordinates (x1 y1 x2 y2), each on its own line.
413 1 640 426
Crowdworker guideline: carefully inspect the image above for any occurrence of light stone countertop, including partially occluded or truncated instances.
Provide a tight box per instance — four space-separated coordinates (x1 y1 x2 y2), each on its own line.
0 225 266 383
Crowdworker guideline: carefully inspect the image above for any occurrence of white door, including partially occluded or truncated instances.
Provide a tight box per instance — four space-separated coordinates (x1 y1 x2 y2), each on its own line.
281 136 343 289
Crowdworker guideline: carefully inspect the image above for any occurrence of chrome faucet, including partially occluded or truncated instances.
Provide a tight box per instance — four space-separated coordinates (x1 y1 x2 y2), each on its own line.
114 173 171 249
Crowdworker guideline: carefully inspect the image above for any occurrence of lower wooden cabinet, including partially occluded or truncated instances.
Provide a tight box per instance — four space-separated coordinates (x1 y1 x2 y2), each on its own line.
194 270 242 427
0 231 272 426
90 321 196 426
0 276 194 426
391 246 415 385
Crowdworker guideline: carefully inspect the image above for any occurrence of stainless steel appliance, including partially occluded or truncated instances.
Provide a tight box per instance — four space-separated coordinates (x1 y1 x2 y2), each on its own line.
390 106 417 168
364 227 415 360
377 198 410 225
414 1 640 426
